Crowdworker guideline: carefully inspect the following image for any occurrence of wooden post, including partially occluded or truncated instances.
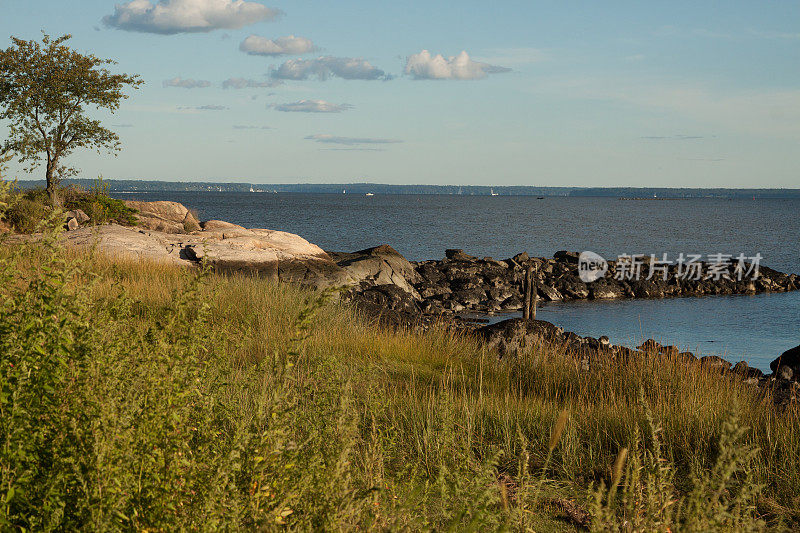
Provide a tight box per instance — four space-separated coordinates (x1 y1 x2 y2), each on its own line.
523 265 533 320
532 265 538 319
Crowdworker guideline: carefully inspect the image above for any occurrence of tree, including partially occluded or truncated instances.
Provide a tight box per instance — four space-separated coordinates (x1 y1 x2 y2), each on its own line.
0 33 141 204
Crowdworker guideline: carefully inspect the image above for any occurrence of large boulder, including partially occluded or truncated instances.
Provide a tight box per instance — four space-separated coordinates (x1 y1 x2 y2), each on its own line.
123 200 200 234
60 223 353 288
330 245 422 298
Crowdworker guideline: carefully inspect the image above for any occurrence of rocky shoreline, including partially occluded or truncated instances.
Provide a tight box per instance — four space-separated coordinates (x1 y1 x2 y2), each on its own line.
50 200 800 406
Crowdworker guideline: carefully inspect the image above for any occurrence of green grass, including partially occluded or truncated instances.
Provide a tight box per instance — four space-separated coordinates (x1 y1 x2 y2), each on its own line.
0 218 798 530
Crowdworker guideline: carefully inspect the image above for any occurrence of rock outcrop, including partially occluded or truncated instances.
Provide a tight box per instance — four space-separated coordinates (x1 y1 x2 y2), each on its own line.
330 245 422 298
61 221 352 288
123 200 200 234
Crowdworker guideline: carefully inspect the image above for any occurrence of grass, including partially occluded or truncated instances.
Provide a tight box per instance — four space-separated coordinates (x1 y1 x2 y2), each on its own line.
0 215 798 530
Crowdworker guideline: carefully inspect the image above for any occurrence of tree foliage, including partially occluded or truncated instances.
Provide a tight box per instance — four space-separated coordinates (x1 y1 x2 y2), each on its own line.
0 33 141 204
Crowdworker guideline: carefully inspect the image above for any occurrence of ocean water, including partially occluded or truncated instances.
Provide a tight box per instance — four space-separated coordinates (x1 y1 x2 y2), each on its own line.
117 192 800 371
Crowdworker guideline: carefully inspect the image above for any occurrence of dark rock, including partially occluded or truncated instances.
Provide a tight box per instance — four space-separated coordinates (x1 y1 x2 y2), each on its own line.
445 249 477 262
474 318 564 358
770 344 800 372
589 279 624 300
356 284 419 312
558 276 589 299
732 361 764 379
554 250 579 264
537 284 563 301
638 339 662 353
512 252 530 263
501 296 523 310
700 356 731 372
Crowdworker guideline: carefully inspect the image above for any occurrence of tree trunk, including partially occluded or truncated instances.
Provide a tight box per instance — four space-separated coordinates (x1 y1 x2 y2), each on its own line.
45 159 60 206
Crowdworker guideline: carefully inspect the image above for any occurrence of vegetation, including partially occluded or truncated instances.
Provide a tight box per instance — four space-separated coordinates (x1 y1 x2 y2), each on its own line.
0 214 797 531
0 33 141 204
1 179 137 233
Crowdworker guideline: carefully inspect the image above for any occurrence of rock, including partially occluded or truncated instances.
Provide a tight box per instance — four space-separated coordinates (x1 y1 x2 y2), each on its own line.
537 284 563 301
201 219 246 231
445 248 477 262
589 279 624 299
554 250 579 264
731 361 763 379
65 209 90 224
331 245 422 298
474 318 564 358
637 339 662 353
123 200 200 234
60 223 353 288
770 344 800 372
776 365 794 381
66 217 79 231
512 252 530 263
700 356 731 372
558 276 589 299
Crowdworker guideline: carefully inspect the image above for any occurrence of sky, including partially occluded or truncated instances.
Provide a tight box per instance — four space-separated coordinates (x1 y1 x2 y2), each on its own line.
1 0 799 187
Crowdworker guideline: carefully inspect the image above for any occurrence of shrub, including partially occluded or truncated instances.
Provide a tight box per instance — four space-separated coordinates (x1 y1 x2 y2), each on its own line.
62 179 137 226
5 197 49 233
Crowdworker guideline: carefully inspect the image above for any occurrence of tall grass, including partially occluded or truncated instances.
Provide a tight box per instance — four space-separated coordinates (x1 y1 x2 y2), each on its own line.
0 225 797 530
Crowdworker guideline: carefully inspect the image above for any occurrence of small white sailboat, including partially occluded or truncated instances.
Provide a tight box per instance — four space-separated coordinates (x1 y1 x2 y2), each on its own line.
490 188 499 196
365 192 374 196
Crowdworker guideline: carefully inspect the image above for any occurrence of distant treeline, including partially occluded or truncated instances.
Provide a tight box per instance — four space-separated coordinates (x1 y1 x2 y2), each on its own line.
13 179 800 198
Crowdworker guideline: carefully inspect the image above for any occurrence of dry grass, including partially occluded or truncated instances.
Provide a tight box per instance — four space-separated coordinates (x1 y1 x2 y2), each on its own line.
3 240 798 530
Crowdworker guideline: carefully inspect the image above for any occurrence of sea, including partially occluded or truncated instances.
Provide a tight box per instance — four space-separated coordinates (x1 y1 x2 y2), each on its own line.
115 191 800 371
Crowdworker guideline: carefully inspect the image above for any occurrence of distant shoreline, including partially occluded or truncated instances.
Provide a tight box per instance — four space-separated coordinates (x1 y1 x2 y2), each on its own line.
14 179 800 199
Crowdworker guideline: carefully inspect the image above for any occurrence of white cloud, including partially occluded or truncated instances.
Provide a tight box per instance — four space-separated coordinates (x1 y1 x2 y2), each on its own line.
271 57 390 81
305 134 402 145
163 76 211 88
240 34 316 56
222 77 281 89
404 50 510 80
272 100 352 113
103 0 281 34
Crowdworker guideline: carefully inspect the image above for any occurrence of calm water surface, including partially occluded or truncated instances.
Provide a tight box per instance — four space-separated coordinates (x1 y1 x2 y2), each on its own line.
118 192 800 371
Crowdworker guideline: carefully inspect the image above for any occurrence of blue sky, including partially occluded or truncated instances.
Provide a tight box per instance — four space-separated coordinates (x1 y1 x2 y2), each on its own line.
2 0 799 187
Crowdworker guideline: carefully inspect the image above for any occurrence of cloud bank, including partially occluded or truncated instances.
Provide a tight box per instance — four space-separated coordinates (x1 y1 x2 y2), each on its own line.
271 57 390 81
240 34 316 56
103 0 281 34
163 77 211 88
404 50 510 80
272 100 352 113
305 134 402 145
222 77 281 89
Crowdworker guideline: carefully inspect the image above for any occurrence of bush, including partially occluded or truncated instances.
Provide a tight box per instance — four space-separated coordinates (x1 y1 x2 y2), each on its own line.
5 197 49 233
62 179 137 226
